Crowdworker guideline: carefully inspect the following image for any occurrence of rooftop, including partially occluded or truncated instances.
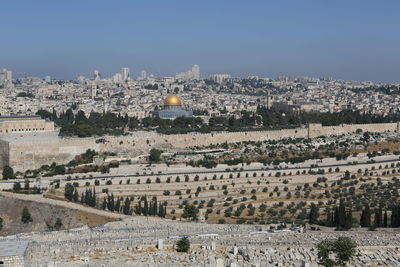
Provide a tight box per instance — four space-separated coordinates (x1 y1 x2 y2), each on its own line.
0 241 28 257
0 115 42 121
0 131 61 143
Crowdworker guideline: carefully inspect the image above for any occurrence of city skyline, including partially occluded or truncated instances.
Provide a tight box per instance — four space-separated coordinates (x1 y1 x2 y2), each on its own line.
1 0 400 82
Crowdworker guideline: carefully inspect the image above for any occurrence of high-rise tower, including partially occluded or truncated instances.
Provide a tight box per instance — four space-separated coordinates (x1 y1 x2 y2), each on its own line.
192 64 200 80
121 67 130 81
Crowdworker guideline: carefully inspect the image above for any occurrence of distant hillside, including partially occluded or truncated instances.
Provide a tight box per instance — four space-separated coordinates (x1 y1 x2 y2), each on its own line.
0 194 116 235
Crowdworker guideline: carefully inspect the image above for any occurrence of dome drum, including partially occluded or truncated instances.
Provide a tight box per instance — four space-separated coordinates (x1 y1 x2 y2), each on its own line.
164 94 182 106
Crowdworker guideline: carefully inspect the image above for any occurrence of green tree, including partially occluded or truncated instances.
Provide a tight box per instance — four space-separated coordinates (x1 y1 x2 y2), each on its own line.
123 197 131 215
308 203 319 224
333 237 357 265
2 166 14 180
317 239 335 267
360 203 371 227
54 165 66 175
317 237 356 267
149 148 163 162
64 183 75 201
383 209 388 227
21 207 32 223
182 204 199 221
13 182 21 191
24 180 30 190
176 237 190 252
73 189 79 202
54 218 63 230
338 201 346 229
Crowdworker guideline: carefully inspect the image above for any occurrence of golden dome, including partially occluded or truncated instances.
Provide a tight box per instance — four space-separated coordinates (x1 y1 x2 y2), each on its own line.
164 94 182 106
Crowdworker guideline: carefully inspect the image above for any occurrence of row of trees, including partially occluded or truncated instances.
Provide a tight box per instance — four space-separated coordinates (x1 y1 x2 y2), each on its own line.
325 201 353 230
64 184 168 218
257 106 400 127
101 193 132 215
134 196 167 218
361 204 400 228
309 201 400 230
65 183 97 207
36 105 400 137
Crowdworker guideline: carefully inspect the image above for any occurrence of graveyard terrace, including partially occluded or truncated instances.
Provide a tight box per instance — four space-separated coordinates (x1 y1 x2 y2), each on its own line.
0 215 399 266
25 245 400 267
14 219 400 267
2 216 400 247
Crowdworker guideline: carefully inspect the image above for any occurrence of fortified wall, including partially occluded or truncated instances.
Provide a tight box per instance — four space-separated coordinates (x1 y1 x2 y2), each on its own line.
100 122 399 153
6 138 99 172
1 122 399 172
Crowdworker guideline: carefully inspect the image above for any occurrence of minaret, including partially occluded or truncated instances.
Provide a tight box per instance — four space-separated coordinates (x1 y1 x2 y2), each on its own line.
90 83 97 99
265 90 273 109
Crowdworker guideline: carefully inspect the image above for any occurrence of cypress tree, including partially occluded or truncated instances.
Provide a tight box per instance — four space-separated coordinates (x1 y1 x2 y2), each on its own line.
397 205 400 227
158 203 164 217
338 201 346 229
73 189 79 202
107 193 115 211
91 188 96 207
164 202 167 217
143 197 148 216
137 200 142 215
360 208 365 226
334 206 339 227
344 209 352 230
102 197 107 210
374 208 382 228
390 205 399 227
152 197 158 216
84 189 89 205
115 198 121 212
383 209 388 228
329 209 334 227
123 197 131 215
361 203 371 227
308 203 319 224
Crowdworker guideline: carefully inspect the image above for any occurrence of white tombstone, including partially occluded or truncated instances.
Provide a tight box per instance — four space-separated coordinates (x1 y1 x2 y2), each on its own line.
157 239 163 250
211 241 216 250
233 247 238 256
216 258 224 267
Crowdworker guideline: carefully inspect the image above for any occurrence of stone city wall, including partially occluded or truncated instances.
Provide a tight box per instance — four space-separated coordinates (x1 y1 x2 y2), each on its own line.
3 122 399 171
0 139 10 168
307 122 399 138
8 138 99 172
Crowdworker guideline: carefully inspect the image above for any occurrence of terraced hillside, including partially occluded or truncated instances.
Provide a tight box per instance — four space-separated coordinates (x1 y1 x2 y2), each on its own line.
47 153 400 227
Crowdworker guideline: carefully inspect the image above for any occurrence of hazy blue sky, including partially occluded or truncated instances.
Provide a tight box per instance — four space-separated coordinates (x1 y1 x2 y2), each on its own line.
1 0 399 82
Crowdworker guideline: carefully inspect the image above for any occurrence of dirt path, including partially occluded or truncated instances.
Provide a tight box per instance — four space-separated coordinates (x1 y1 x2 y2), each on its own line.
0 191 126 220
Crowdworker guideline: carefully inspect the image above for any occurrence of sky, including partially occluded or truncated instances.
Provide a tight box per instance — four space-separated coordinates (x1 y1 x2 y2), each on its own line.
0 0 399 82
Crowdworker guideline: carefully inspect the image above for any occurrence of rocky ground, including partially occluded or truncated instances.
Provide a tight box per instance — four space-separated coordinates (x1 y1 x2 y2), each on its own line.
0 192 119 235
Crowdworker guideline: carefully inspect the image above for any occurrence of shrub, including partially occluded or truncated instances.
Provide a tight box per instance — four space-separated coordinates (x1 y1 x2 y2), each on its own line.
176 237 190 253
21 207 32 223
